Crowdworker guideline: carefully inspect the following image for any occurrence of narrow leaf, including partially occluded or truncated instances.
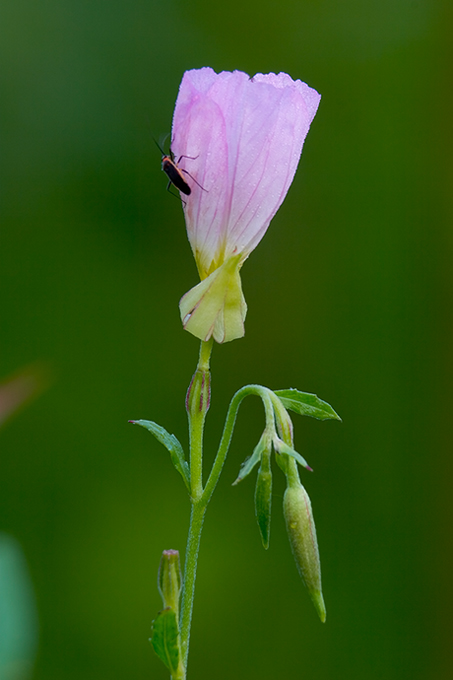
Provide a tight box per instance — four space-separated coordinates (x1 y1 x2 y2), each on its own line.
130 420 190 491
254 455 272 549
150 607 181 675
276 440 312 472
233 436 267 486
275 389 341 421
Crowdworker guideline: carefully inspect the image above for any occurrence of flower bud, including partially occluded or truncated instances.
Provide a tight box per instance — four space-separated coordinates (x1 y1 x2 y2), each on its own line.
283 482 326 622
185 368 211 419
157 550 182 617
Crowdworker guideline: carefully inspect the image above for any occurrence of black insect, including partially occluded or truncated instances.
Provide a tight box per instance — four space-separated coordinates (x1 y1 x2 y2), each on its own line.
154 136 206 202
161 149 192 196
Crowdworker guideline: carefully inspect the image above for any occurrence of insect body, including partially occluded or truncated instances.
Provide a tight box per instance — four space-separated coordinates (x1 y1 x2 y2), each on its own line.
154 136 206 203
161 152 191 196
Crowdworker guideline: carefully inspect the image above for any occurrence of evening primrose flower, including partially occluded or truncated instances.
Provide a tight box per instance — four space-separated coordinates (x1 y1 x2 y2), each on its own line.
172 67 320 343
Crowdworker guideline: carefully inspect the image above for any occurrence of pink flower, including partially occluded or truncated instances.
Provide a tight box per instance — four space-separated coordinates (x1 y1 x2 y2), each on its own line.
172 67 320 343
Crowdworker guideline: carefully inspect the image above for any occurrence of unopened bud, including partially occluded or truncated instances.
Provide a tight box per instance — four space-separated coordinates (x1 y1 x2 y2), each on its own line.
283 482 326 622
157 549 182 617
185 369 211 418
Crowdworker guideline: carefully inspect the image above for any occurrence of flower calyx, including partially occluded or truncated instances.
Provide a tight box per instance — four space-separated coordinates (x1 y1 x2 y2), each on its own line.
180 253 246 344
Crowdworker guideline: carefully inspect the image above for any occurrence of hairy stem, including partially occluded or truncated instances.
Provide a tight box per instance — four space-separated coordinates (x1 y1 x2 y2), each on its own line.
179 340 213 671
180 370 275 676
201 385 274 506
179 500 206 666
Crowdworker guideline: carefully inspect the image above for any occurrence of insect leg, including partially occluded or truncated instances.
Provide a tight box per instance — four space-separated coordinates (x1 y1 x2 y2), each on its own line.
166 180 187 207
179 169 208 192
177 154 199 162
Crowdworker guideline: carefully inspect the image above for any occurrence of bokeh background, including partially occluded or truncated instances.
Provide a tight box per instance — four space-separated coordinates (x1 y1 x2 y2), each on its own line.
1 1 452 678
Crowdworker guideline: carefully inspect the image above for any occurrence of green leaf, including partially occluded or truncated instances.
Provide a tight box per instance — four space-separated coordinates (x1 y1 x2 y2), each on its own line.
276 440 312 471
130 420 190 491
275 389 341 421
150 607 182 676
254 454 272 549
232 436 267 486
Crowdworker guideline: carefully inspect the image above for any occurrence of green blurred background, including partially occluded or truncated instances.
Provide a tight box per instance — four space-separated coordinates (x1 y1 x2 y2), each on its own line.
1 1 452 678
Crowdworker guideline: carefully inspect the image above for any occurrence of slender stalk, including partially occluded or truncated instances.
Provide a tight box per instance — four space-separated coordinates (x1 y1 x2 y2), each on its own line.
179 339 213 671
180 371 276 676
187 339 213 499
179 500 206 666
201 385 274 506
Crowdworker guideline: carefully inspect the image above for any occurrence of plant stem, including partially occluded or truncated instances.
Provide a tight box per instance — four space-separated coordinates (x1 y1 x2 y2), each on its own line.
179 340 213 670
201 385 274 506
180 370 275 676
179 500 206 666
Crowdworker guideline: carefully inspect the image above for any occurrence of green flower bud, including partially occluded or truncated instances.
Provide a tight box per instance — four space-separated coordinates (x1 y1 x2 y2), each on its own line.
158 550 182 618
254 450 272 550
185 368 211 419
283 482 326 622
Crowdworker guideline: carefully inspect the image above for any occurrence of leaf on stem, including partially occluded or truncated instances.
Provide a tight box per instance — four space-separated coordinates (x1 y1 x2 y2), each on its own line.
275 439 312 472
150 607 182 676
275 389 341 421
130 420 190 491
255 454 272 549
232 436 267 486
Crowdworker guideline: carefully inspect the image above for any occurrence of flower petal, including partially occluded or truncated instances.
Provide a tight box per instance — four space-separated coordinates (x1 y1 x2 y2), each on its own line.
172 68 320 277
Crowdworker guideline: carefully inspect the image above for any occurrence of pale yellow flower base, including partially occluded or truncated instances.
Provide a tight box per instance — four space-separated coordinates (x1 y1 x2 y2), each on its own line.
179 254 247 343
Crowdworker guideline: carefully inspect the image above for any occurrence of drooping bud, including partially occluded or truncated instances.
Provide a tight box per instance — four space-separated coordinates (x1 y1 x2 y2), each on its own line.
254 449 272 549
283 481 326 622
157 549 182 618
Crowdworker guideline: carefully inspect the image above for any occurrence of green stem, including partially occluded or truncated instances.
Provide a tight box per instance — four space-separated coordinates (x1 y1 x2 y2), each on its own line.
179 500 206 666
180 373 276 676
285 456 300 488
187 339 213 499
201 385 274 506
179 340 213 672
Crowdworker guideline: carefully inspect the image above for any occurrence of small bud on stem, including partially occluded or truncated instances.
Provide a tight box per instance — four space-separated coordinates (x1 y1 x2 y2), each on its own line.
185 369 211 418
158 549 182 618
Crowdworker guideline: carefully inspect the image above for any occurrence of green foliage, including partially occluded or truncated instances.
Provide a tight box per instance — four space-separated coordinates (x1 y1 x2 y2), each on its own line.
275 439 312 472
232 434 268 485
254 453 272 549
150 607 183 678
130 420 190 491
275 390 341 421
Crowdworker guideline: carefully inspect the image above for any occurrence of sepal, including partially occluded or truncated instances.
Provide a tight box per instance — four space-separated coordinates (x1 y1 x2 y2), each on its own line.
129 420 190 491
275 389 341 421
179 254 247 343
